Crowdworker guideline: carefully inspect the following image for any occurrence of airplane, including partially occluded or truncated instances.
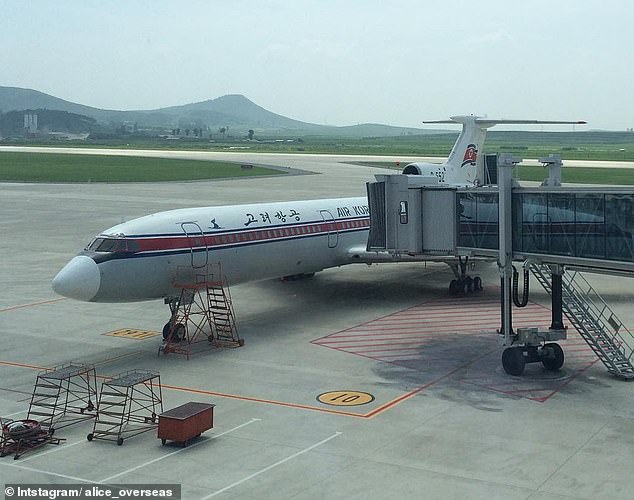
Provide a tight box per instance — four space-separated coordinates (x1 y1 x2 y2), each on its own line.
52 116 585 337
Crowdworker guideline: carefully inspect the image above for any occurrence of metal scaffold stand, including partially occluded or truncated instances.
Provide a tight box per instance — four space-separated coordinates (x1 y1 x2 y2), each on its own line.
27 363 97 433
88 370 163 446
159 263 243 358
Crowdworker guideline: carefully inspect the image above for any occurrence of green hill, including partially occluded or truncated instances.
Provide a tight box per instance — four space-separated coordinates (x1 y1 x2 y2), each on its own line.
0 86 426 137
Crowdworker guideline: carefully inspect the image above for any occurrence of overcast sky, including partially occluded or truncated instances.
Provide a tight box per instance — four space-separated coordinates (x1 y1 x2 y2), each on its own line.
2 0 633 130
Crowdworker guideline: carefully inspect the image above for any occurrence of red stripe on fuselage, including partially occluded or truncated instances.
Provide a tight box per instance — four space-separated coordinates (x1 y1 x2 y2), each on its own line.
118 217 370 254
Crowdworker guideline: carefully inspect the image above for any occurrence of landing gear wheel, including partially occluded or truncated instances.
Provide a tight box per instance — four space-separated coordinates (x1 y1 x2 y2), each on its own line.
173 323 185 342
163 322 185 342
449 279 467 296
161 438 166 445
473 276 483 291
465 276 474 293
502 347 526 376
162 322 172 340
541 343 565 371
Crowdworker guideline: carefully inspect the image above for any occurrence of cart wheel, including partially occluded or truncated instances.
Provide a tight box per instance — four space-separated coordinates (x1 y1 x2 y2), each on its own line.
14 454 19 460
161 438 166 445
87 433 93 441
117 437 124 446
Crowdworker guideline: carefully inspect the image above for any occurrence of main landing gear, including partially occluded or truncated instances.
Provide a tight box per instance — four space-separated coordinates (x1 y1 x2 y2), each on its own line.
449 257 483 296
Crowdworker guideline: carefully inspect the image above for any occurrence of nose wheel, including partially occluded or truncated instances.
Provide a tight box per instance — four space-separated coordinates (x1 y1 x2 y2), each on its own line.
162 321 185 342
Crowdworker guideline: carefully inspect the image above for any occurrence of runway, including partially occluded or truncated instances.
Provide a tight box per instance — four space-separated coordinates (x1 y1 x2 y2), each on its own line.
2 148 634 499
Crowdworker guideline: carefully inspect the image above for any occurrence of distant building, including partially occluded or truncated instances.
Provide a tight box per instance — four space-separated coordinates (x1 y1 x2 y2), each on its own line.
24 112 38 133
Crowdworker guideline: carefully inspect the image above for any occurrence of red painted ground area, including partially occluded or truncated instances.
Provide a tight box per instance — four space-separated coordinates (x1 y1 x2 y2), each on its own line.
313 290 599 402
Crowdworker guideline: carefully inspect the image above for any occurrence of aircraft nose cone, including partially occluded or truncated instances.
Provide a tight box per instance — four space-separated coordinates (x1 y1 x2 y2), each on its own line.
52 255 101 301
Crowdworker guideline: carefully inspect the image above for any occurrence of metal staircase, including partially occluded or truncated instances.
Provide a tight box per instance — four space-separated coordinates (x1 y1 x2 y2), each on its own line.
207 284 239 342
530 264 634 379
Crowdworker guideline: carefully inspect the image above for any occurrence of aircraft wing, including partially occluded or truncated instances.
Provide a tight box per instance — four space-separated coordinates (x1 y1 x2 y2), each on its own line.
346 247 492 265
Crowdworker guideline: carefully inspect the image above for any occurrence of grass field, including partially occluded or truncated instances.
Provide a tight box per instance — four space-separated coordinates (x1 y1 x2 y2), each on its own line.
0 152 284 182
9 130 634 161
515 166 634 185
1 147 633 184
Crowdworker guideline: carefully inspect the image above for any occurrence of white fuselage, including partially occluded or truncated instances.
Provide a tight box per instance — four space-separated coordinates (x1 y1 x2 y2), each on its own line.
53 116 583 304
53 197 370 302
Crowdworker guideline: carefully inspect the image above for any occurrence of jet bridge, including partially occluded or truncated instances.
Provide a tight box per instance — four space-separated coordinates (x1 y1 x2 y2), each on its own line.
366 155 634 378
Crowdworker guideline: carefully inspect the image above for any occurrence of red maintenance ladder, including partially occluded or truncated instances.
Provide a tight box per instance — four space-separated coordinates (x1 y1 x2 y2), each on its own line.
159 264 243 358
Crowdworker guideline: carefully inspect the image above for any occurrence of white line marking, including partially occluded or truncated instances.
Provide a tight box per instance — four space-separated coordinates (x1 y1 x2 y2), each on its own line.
0 461 94 483
201 431 342 499
1 410 28 418
18 438 86 463
99 418 261 484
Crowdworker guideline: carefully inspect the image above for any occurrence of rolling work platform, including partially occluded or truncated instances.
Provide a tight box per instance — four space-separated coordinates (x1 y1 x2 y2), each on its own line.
88 370 162 446
27 363 97 433
1 419 65 460
365 154 634 377
160 264 243 358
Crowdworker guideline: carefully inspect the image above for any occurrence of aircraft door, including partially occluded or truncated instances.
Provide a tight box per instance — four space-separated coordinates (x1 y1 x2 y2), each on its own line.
320 210 339 248
181 222 208 268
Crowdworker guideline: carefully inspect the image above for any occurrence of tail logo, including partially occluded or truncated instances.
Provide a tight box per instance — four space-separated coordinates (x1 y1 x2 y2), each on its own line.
461 143 477 167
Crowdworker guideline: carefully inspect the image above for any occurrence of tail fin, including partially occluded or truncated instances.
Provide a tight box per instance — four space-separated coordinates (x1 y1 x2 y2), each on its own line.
422 116 586 186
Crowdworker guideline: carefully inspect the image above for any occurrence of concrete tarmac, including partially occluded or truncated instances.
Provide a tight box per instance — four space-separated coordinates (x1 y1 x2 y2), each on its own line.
1 149 634 499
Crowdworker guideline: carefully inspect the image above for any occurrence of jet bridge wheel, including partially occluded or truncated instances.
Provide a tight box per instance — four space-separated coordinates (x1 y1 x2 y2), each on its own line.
541 343 565 371
502 347 526 376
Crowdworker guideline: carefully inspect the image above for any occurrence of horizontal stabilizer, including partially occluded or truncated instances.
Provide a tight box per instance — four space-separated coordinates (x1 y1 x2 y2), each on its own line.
424 116 586 128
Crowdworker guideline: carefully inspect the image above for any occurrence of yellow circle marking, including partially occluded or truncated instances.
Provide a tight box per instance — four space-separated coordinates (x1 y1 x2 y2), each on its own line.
317 391 375 406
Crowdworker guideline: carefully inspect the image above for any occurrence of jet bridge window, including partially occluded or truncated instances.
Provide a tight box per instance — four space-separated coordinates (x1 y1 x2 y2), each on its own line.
457 192 499 249
606 194 634 260
575 194 605 259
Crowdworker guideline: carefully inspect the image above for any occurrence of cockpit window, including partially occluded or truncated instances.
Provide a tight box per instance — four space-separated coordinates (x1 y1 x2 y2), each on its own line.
86 238 138 253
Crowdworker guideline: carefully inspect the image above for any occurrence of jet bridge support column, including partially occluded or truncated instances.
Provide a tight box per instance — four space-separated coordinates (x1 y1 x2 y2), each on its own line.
550 265 565 331
497 154 518 348
497 155 567 376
